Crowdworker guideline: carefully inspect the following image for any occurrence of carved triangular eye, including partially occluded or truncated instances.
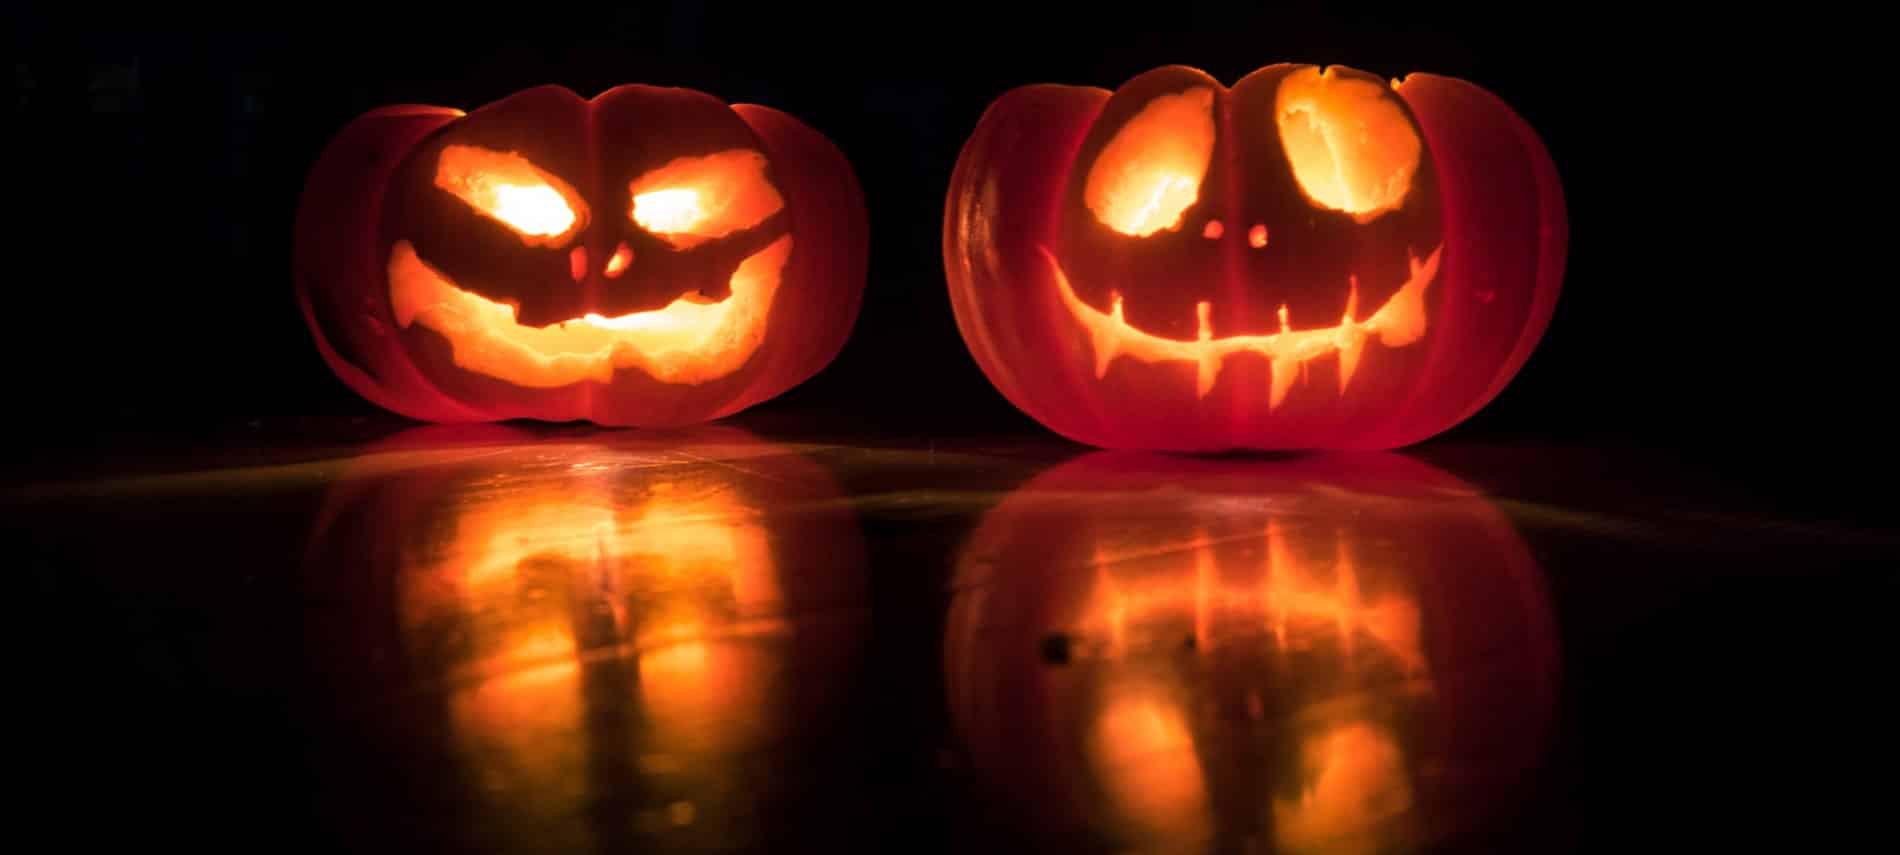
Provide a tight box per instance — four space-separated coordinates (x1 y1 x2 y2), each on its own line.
1084 87 1216 237
434 145 589 246
628 149 784 250
1275 68 1422 223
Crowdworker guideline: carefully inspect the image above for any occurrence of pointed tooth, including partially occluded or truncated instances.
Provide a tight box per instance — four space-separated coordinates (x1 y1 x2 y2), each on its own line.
1092 293 1124 377
1269 357 1300 410
1373 245 1440 347
1338 273 1364 394
1373 279 1427 347
1195 301 1219 398
1048 249 1126 379
1337 330 1365 394
1278 302 1291 335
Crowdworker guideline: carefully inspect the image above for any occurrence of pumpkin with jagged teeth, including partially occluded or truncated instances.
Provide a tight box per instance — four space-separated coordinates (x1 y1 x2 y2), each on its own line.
945 63 1567 451
296 84 867 426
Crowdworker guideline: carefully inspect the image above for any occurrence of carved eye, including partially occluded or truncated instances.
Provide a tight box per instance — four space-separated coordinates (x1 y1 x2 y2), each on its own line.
628 149 784 250
1275 68 1422 222
1084 87 1217 237
434 145 589 246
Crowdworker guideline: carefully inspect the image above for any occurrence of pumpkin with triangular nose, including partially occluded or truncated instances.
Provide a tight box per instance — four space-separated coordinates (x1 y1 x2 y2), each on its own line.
945 64 1566 450
297 84 867 426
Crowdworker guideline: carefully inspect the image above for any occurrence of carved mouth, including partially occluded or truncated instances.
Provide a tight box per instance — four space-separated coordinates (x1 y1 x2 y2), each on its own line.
1044 245 1442 407
388 236 791 388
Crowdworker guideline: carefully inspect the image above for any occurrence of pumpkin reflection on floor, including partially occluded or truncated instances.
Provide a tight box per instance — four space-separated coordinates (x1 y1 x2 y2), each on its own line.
303 426 868 852
945 452 1558 853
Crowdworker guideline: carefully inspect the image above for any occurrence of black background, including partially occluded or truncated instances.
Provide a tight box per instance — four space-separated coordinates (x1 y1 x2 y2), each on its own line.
7 5 1876 492
7 5 1892 852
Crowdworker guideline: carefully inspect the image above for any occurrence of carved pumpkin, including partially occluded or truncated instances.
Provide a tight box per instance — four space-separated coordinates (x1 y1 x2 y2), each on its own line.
945 452 1559 851
945 65 1566 450
302 426 869 851
296 85 867 426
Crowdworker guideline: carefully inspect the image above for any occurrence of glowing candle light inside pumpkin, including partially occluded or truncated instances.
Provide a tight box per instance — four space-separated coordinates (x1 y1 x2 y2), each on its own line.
434 145 585 243
491 183 578 236
1276 71 1422 223
628 150 786 250
633 189 709 234
1085 88 1216 237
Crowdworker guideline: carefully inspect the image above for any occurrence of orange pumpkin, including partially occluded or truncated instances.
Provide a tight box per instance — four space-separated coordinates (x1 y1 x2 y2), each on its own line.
296 85 867 426
945 64 1566 450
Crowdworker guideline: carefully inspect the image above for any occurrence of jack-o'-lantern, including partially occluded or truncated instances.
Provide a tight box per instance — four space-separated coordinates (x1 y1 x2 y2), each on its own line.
945 65 1566 450
296 85 867 426
302 426 869 851
945 453 1559 851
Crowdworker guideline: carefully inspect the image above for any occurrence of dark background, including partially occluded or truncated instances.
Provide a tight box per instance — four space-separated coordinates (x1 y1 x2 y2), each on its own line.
6 5 1874 494
8 5 1892 852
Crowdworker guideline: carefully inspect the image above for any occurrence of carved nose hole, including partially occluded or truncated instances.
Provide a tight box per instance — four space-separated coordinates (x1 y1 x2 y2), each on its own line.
1248 224 1269 248
604 242 632 278
568 246 588 282
1202 219 1224 240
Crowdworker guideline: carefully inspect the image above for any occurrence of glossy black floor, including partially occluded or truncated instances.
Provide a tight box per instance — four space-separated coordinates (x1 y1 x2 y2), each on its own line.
9 406 1891 854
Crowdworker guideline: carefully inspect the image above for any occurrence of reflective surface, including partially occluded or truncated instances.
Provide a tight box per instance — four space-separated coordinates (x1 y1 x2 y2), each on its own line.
8 418 1894 852
302 426 870 852
947 453 1557 853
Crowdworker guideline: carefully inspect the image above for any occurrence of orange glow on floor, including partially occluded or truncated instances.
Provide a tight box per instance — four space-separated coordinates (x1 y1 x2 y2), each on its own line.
1085 87 1216 237
1063 513 1432 847
1044 244 1440 404
434 144 588 246
1275 67 1423 223
1257 520 1425 676
1076 519 1424 675
388 235 790 387
402 470 787 761
638 635 773 751
1272 722 1414 853
416 475 779 615
1090 681 1210 842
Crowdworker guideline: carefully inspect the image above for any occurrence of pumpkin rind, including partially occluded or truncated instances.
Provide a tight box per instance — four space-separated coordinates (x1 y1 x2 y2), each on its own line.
296 85 867 427
944 64 1565 450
